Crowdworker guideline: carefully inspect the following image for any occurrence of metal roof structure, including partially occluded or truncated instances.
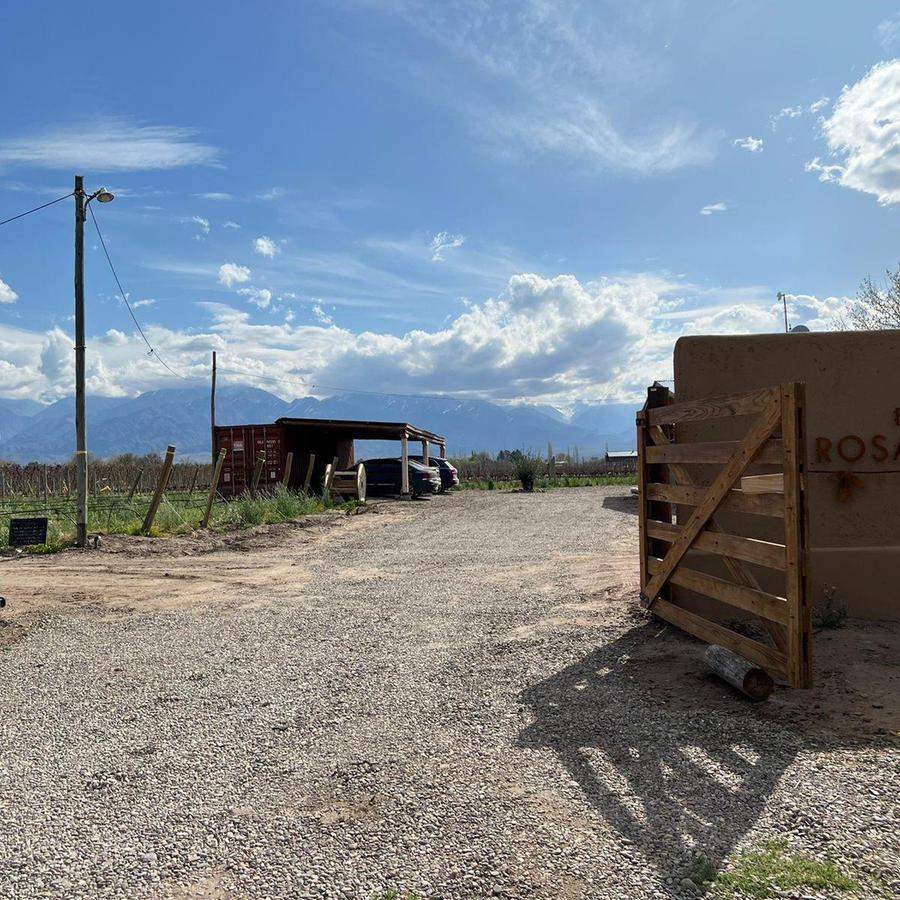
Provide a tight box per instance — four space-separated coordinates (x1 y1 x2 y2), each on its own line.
276 416 446 445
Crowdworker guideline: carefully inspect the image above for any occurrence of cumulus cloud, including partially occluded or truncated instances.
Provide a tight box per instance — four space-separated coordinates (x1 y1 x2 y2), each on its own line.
311 303 334 325
131 298 156 309
0 272 851 405
217 263 251 288
253 236 279 258
430 231 465 261
191 215 210 237
223 220 241 229
807 61 900 205
770 97 830 130
238 286 273 309
0 118 220 172
699 202 728 215
733 136 763 153
0 277 18 304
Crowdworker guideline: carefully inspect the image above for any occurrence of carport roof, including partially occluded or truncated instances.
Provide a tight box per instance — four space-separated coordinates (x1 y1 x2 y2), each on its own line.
276 416 446 444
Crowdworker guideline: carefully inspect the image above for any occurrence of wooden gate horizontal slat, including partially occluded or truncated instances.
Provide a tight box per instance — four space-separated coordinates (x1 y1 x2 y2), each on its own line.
651 597 789 680
646 387 780 427
645 439 783 465
647 557 789 625
645 482 785 517
646 520 786 570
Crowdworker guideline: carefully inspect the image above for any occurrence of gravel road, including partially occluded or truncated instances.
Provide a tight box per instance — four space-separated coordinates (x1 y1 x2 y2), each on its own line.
0 487 897 899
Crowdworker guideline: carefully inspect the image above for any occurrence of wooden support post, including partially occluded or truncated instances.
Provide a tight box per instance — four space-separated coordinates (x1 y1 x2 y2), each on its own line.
400 432 410 498
422 439 429 467
127 468 143 501
282 451 294 488
302 453 316 493
42 466 49 505
250 453 266 498
0 469 5 503
142 445 176 535
201 449 226 528
704 644 773 701
210 350 217 466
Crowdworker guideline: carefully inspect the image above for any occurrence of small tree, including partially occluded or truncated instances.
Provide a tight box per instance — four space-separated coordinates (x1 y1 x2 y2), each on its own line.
841 267 900 330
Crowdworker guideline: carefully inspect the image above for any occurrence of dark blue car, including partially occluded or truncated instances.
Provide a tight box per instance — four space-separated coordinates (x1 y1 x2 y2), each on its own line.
359 458 441 497
410 456 459 492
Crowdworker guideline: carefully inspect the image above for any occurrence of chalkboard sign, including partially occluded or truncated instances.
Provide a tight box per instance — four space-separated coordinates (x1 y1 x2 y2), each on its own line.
9 517 49 547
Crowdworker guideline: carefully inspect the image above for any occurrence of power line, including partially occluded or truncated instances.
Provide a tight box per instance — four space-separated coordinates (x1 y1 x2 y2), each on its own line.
88 204 187 380
0 192 73 228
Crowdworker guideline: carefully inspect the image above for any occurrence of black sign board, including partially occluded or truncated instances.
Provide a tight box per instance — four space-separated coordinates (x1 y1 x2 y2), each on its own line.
9 517 49 547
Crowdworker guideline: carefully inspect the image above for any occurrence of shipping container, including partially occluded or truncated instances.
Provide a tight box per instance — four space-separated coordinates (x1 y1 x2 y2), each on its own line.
214 424 285 496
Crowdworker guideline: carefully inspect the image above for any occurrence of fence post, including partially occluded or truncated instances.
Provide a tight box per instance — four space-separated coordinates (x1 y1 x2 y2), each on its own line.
1 469 6 503
142 445 176 535
201 449 226 529
127 468 143 501
302 453 316 493
250 453 266 498
282 451 294 488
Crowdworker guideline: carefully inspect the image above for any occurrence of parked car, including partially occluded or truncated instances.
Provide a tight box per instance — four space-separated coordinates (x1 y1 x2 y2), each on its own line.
358 457 441 496
410 456 459 492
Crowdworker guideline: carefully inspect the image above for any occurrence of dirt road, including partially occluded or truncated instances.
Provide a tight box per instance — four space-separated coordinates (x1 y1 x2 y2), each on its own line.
0 488 897 899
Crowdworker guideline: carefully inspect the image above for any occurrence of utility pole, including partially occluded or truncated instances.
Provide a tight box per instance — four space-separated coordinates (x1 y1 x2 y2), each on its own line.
74 176 88 547
210 350 217 465
779 291 789 333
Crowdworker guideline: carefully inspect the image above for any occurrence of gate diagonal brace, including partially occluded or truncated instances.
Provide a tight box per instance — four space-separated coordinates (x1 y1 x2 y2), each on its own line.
639 395 782 609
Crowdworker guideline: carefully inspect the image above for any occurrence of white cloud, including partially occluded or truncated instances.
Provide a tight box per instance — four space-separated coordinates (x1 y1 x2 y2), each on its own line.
257 187 285 200
0 277 18 304
0 272 852 405
770 97 829 130
699 202 728 215
191 215 210 236
367 1 716 174
223 220 241 229
238 287 273 309
311 303 334 325
131 298 156 309
253 236 279 258
430 231 465 261
217 263 251 288
0 118 220 172
876 15 900 48
732 136 763 153
808 61 900 205
195 192 233 200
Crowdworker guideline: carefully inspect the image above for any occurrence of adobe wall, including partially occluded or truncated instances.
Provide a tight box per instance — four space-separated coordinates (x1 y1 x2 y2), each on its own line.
673 330 900 621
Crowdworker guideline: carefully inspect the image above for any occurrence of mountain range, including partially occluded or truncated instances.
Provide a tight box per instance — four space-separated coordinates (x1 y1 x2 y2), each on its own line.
0 387 637 463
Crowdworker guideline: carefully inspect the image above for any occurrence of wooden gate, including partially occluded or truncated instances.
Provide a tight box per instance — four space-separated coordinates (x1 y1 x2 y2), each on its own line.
636 382 813 688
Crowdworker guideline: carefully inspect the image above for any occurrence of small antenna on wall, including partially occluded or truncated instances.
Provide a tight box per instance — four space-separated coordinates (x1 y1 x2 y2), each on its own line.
778 291 789 333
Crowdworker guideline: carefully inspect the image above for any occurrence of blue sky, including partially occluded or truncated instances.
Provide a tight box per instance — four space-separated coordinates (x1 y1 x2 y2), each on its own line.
1 1 899 407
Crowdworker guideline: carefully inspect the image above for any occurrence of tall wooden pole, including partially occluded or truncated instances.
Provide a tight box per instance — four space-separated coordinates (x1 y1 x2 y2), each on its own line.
74 175 88 547
210 350 217 466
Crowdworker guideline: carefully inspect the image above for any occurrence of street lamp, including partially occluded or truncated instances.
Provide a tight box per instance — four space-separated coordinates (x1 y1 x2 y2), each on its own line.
73 176 115 548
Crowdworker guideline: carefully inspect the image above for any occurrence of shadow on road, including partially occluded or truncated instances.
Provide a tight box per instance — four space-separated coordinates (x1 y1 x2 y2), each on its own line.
601 494 639 516
516 618 836 892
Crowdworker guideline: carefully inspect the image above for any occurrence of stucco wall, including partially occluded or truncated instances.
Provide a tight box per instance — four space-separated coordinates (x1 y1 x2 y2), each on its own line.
673 330 900 621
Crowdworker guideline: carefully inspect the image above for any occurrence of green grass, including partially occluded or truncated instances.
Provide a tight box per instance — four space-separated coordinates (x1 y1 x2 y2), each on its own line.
461 474 636 491
710 840 858 898
0 487 349 551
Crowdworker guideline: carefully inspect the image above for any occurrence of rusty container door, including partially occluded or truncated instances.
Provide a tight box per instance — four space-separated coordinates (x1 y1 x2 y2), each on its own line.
248 424 284 493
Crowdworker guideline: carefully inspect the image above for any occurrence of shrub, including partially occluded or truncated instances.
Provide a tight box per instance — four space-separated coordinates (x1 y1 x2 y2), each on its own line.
513 455 539 492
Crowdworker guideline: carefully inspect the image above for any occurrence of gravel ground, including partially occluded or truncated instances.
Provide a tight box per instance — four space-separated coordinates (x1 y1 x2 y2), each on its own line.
0 487 897 900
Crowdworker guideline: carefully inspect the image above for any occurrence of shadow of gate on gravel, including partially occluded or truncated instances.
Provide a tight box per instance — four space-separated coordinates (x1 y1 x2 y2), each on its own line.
516 618 805 890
